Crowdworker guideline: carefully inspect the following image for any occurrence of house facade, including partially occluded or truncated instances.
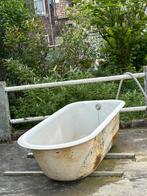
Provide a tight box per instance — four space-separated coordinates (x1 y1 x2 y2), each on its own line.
32 0 72 45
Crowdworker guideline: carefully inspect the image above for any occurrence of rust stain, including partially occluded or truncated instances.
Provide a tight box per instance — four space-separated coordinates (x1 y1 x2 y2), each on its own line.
93 154 102 170
62 147 74 156
77 175 85 181
60 148 72 159
112 132 118 145
93 135 101 146
55 147 78 161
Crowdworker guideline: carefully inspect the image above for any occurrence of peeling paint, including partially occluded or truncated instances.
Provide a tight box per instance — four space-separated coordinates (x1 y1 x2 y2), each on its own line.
33 114 120 181
93 154 102 170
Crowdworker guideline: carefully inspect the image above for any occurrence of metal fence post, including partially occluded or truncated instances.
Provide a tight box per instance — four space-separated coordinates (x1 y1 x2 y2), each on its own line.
0 81 11 141
144 66 147 108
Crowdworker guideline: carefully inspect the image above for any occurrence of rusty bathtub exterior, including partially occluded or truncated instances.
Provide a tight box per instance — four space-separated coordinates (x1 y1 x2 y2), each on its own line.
33 114 119 181
18 100 125 181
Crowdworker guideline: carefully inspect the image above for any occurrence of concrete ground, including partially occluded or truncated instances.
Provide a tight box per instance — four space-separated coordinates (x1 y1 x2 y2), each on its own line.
1 128 147 196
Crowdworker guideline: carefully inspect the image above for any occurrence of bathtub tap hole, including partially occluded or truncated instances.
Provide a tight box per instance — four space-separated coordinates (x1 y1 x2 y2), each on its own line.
96 104 101 124
95 104 101 111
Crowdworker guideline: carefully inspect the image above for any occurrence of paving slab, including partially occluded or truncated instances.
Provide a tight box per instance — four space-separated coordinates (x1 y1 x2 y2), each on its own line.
1 128 147 196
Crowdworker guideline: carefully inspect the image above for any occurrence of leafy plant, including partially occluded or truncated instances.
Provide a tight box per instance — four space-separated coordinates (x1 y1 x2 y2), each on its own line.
45 26 99 75
69 0 147 72
0 0 48 85
10 67 145 123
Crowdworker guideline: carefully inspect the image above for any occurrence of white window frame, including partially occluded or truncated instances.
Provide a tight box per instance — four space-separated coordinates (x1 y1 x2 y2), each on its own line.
34 0 46 16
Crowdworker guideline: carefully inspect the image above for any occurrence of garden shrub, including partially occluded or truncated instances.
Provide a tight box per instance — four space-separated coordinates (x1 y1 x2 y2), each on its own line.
10 68 146 127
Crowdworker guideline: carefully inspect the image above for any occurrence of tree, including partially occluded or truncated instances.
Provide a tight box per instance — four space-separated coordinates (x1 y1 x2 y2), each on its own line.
0 0 48 84
70 0 147 72
45 26 99 76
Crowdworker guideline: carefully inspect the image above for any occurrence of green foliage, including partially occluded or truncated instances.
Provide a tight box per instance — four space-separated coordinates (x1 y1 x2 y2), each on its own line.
0 59 37 85
10 69 118 119
0 0 146 129
70 0 147 72
4 17 48 71
0 0 30 59
0 0 48 85
132 33 147 71
120 89 146 121
45 26 99 74
9 68 146 124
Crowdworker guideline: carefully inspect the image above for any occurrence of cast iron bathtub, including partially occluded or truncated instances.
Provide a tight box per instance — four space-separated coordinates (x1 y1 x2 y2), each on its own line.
18 100 125 181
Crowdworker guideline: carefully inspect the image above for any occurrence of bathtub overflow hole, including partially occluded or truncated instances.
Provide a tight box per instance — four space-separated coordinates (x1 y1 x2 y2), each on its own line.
96 104 101 124
96 104 101 111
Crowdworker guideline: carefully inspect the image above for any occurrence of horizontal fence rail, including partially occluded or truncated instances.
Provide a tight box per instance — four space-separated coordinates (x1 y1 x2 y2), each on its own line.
5 73 145 92
10 106 147 124
5 72 146 124
10 116 50 124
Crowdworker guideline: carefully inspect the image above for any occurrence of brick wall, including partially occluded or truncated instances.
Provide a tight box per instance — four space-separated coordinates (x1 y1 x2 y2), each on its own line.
55 0 71 19
31 0 72 45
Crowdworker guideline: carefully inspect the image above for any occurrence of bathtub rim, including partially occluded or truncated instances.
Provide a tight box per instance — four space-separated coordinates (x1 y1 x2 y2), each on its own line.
17 100 125 150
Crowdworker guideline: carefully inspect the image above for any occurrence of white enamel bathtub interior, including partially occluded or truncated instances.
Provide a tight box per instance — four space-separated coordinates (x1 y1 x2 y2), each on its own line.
18 100 125 150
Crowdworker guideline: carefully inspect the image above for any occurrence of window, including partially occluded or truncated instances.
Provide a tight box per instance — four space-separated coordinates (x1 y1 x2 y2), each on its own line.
48 0 52 4
34 0 46 15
